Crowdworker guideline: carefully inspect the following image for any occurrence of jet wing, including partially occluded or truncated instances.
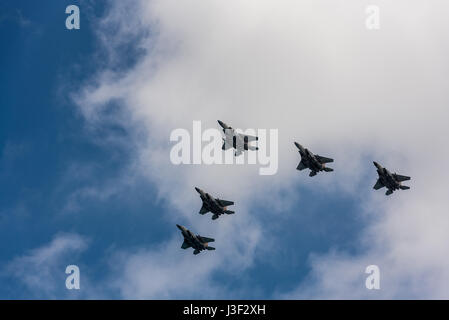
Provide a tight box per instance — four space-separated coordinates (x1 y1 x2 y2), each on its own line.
181 240 191 249
373 179 385 190
393 174 411 182
296 161 307 171
199 204 210 215
217 199 234 207
198 236 215 243
221 138 234 150
315 155 334 164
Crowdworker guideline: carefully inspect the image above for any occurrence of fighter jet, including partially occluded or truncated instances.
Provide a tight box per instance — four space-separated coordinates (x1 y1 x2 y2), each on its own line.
218 120 258 156
373 161 411 195
176 224 215 255
195 187 234 220
294 142 334 177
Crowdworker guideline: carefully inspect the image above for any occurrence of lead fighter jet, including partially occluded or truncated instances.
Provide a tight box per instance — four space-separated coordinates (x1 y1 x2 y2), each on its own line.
218 120 258 156
294 142 334 177
195 187 235 220
373 161 411 196
176 224 215 255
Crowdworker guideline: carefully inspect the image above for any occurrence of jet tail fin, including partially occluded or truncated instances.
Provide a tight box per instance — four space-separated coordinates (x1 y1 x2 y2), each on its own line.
386 189 393 196
193 249 200 255
400 185 410 190
225 210 235 215
206 246 216 251
323 167 333 172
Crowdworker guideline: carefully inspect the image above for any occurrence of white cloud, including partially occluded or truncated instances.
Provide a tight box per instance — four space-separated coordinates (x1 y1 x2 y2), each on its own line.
76 0 449 298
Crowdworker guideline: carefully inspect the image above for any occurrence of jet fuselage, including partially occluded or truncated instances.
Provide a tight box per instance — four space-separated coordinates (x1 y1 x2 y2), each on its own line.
374 162 401 191
196 188 226 215
176 224 209 252
218 120 258 153
296 143 325 171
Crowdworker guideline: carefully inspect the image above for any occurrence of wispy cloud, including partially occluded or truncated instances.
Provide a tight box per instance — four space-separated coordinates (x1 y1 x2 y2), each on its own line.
3 233 89 299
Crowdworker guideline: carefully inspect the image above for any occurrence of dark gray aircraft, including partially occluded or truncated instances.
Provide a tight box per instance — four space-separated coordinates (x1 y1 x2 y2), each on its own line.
294 142 334 176
195 187 234 220
373 161 411 195
218 120 258 156
176 224 215 255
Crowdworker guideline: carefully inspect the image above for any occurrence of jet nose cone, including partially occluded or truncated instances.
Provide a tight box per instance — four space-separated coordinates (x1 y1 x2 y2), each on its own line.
373 161 383 170
294 142 302 149
176 224 183 230
195 187 201 193
217 120 226 128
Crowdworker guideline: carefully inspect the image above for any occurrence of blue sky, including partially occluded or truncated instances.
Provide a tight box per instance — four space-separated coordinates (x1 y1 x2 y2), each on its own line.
1 1 448 299
0 0 173 298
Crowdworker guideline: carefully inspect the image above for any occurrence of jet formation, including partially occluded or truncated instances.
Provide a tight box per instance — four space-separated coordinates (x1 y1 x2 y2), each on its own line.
177 120 412 254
